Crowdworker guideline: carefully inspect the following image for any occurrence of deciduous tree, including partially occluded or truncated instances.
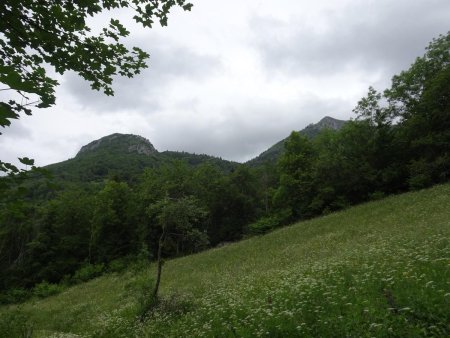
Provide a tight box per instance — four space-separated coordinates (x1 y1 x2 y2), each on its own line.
148 196 207 299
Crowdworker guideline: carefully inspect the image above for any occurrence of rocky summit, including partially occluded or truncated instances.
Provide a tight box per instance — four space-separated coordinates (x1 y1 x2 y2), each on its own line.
76 133 157 157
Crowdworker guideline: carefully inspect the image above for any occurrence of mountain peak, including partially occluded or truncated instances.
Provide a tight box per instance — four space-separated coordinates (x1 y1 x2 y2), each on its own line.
246 115 347 166
301 116 346 137
316 116 346 129
76 133 157 157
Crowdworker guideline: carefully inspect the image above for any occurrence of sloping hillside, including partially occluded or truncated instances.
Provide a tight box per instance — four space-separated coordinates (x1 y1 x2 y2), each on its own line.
1 184 449 337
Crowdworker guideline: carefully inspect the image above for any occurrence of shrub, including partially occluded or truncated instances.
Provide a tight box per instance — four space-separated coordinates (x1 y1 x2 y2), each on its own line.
0 288 30 305
72 263 105 283
246 210 291 235
408 159 433 190
369 191 385 200
246 217 278 235
32 281 64 299
108 257 132 273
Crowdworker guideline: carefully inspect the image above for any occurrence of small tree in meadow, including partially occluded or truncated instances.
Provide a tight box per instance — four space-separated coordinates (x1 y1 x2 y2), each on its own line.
148 196 208 300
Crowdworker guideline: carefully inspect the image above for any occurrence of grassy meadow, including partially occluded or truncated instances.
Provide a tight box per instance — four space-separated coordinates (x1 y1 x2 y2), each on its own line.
1 184 449 337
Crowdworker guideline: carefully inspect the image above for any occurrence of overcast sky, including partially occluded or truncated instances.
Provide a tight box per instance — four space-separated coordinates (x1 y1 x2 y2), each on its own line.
1 0 450 166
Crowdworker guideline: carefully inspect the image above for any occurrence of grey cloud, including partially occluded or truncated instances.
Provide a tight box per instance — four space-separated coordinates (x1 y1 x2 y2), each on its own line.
0 117 31 140
63 41 221 113
154 96 351 162
41 133 96 160
252 0 450 80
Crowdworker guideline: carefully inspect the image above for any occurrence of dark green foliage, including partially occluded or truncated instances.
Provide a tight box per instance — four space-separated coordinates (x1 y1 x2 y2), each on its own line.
148 196 209 257
23 189 94 285
91 180 135 262
31 281 63 299
137 161 260 247
245 210 291 235
274 132 316 220
216 166 262 241
160 151 237 173
386 32 450 187
195 165 263 244
0 197 37 290
107 256 135 273
0 288 30 305
71 264 105 284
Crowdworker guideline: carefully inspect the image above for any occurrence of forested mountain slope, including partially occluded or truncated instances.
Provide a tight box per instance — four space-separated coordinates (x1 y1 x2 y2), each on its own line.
44 133 238 184
246 116 347 166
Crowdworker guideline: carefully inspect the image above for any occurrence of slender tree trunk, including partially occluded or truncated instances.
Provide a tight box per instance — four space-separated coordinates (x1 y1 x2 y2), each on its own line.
88 222 96 264
264 191 269 214
153 227 165 299
262 170 269 213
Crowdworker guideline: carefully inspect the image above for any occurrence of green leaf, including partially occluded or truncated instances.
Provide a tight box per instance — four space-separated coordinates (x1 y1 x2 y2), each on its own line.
0 102 19 127
19 157 35 166
0 65 22 88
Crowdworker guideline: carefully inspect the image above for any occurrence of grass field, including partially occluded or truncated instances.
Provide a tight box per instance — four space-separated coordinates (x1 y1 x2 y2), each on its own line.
1 184 449 337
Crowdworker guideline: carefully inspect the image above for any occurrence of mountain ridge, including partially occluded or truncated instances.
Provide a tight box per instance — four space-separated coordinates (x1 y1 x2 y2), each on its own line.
42 115 346 184
246 116 347 166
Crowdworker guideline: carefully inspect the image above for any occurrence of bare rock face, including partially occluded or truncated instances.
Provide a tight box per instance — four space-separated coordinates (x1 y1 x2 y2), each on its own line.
128 142 155 155
76 133 157 157
315 116 346 130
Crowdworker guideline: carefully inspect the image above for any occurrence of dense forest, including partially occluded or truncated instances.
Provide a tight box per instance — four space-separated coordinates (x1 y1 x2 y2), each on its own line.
0 32 449 303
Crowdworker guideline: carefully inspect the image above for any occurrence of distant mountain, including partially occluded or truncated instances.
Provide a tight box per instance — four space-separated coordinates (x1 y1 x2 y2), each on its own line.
39 116 345 185
247 116 347 166
45 133 237 184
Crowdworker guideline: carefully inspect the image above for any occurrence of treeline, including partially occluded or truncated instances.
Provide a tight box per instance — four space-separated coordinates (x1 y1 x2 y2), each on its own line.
0 162 266 296
0 32 448 300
